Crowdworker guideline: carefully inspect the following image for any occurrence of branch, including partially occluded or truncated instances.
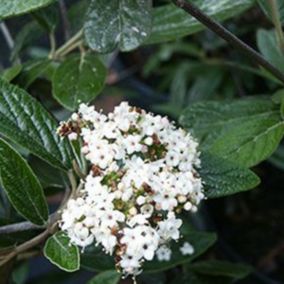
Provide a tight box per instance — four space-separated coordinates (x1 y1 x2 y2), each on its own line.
0 221 43 235
172 0 284 85
268 0 284 53
0 22 14 49
59 0 71 41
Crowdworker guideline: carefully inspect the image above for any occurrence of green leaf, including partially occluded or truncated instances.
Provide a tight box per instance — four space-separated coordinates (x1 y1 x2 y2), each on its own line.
257 0 284 23
0 78 73 170
16 59 52 88
1 65 22 82
44 231 80 272
200 152 260 198
257 29 284 73
68 0 90 36
81 246 115 272
0 0 56 20
180 97 284 167
190 260 252 279
81 231 216 273
11 21 43 62
143 231 217 273
29 155 65 190
84 0 152 53
0 138 48 225
268 144 284 170
32 4 59 33
52 54 107 110
147 0 254 44
87 271 121 284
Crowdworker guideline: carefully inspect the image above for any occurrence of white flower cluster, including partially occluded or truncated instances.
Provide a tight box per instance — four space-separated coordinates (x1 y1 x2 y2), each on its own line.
58 102 204 276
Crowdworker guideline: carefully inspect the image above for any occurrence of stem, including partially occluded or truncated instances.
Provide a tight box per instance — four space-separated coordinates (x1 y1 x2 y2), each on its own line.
0 221 44 235
0 222 58 267
54 29 83 58
67 169 77 193
268 0 284 53
48 32 56 59
60 40 83 57
172 0 284 85
59 0 71 40
0 22 14 49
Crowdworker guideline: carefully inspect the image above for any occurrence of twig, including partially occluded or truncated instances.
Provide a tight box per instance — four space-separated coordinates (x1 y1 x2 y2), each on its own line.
172 0 284 85
48 32 56 59
59 0 71 40
0 221 44 235
268 0 284 53
0 22 14 49
54 29 83 58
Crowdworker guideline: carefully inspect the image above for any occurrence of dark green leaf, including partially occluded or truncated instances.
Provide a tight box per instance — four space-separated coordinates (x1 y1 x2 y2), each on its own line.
147 0 254 44
44 231 80 272
16 59 52 88
180 97 284 167
81 231 216 273
87 271 121 284
84 0 152 53
81 246 115 272
200 152 260 198
268 144 284 170
257 29 284 73
32 4 59 32
68 0 89 36
52 53 107 110
11 21 43 62
190 260 252 279
171 271 232 284
29 155 65 190
0 138 48 225
0 0 56 20
0 78 73 170
143 231 217 273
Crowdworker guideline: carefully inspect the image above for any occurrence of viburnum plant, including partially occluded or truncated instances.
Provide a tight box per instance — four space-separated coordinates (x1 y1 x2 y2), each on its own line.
0 0 284 283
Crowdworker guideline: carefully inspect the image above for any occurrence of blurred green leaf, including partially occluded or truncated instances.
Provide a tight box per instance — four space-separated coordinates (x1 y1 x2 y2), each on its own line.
0 138 48 225
12 262 29 284
189 260 252 279
0 78 73 170
82 230 216 273
84 0 152 53
257 29 284 73
199 152 260 198
170 271 232 284
147 0 254 44
32 4 59 33
11 21 43 62
16 59 52 88
0 0 56 19
68 0 89 36
257 0 284 23
29 155 65 190
1 65 22 82
52 53 107 110
268 144 284 170
143 230 217 273
44 231 80 272
87 271 121 284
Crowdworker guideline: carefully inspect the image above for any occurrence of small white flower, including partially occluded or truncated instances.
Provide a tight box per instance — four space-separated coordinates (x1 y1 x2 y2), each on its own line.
156 246 172 261
180 242 194 255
